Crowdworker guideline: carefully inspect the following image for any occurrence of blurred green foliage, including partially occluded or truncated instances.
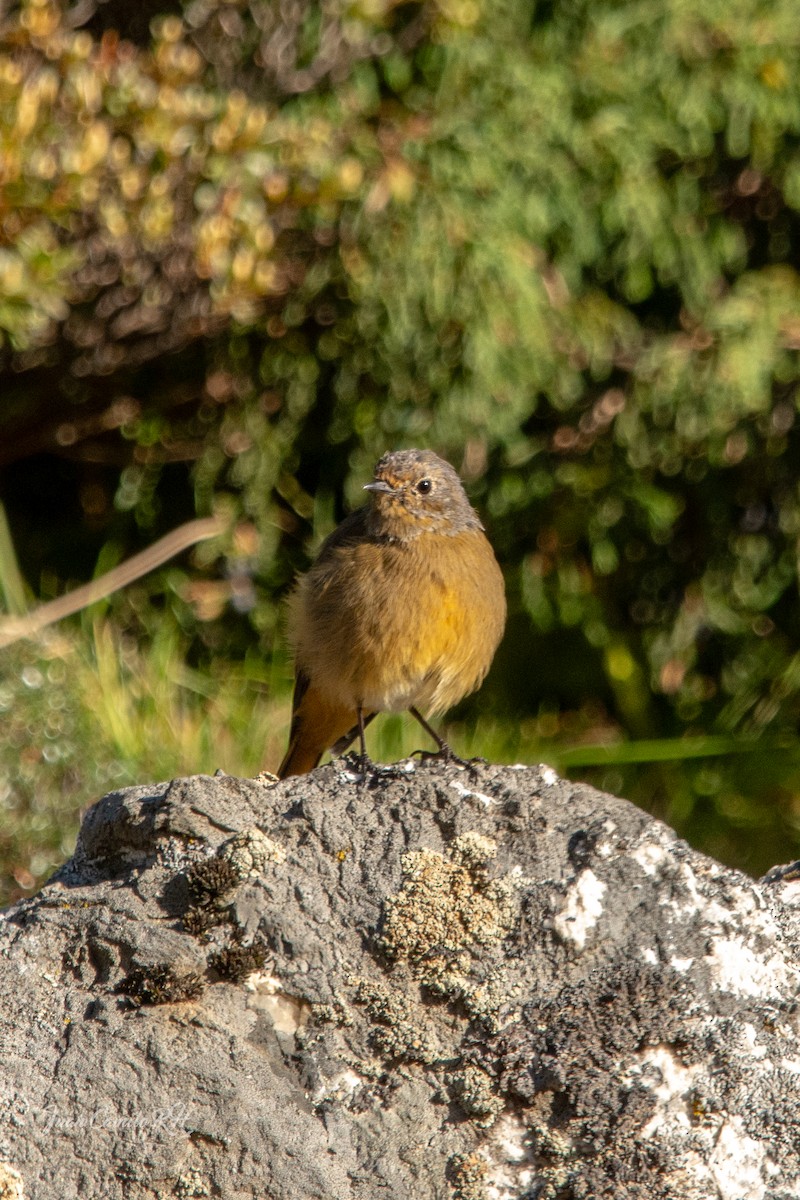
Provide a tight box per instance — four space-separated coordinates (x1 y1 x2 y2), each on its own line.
0 624 290 899
3 0 800 894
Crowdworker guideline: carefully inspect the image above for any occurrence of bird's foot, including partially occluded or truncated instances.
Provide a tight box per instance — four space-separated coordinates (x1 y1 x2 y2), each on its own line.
339 750 376 779
762 859 800 885
411 745 484 776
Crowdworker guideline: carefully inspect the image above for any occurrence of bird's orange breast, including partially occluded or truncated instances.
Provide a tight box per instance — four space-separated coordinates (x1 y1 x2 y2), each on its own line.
287 528 506 715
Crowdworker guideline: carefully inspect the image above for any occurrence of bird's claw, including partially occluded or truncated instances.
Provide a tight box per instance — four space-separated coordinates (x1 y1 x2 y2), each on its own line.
411 746 484 776
339 750 375 778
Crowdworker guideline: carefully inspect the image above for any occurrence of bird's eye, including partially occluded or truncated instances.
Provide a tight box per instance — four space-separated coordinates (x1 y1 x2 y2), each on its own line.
416 479 433 495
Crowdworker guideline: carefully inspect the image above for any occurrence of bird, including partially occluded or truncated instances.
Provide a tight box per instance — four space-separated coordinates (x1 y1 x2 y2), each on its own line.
277 448 506 778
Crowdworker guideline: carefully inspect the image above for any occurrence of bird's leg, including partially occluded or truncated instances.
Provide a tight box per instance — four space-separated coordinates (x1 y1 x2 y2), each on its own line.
408 707 483 774
337 706 375 776
409 706 449 754
357 706 368 762
331 712 377 757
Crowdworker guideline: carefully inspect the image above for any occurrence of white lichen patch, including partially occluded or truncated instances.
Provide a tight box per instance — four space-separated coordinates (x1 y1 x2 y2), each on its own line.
740 1023 771 1061
553 869 606 950
661 860 734 926
312 1068 366 1107
708 1117 768 1200
706 937 791 1000
539 765 559 786
449 778 497 807
339 765 367 783
637 1065 772 1200
592 820 618 860
483 1113 536 1200
245 972 311 1034
633 1044 700 1139
632 841 668 876
670 956 694 972
243 968 279 992
492 1112 530 1163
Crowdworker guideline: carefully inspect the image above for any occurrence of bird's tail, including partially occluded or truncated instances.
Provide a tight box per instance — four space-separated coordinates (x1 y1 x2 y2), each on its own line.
278 674 358 778
278 733 325 778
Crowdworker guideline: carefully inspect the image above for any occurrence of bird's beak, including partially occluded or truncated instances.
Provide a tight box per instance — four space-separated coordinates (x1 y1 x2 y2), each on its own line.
363 480 396 494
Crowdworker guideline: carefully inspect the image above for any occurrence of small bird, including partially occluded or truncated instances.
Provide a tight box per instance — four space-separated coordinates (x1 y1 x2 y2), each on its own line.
278 449 506 778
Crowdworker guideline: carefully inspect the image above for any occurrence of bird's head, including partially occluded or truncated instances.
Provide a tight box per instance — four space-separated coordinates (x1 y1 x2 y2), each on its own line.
363 449 483 540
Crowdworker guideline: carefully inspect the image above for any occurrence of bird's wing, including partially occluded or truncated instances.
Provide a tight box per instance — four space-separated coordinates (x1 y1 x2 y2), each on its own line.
311 505 370 565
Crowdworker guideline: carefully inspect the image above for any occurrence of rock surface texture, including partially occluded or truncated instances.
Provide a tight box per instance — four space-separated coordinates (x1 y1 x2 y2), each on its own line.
1 762 799 1199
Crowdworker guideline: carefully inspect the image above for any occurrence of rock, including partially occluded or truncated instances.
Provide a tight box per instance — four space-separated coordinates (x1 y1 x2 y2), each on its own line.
0 762 799 1200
